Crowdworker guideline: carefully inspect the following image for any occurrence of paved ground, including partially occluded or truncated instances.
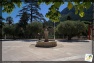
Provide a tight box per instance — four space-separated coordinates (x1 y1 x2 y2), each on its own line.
2 39 92 61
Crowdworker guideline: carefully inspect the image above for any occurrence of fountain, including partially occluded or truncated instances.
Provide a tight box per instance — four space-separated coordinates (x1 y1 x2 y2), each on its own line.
36 28 57 47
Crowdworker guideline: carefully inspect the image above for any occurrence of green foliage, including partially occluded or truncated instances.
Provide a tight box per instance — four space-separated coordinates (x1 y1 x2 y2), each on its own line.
18 12 29 29
45 2 63 22
56 21 87 40
0 16 5 38
18 0 45 22
2 0 92 22
6 16 13 25
0 16 5 28
3 25 12 35
60 5 93 21
79 11 85 17
74 21 86 36
81 21 88 36
2 0 22 13
46 10 61 22
27 22 43 36
73 2 92 17
2 24 20 39
38 1 92 22
2 22 43 39
68 2 73 10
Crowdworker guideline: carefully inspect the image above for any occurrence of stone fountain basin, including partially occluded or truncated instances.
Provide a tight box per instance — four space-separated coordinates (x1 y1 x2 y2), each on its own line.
35 41 57 47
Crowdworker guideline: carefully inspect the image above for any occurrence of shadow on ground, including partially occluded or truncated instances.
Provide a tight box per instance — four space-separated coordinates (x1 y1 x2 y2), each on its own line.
21 39 38 42
19 39 55 42
29 44 64 49
58 39 90 42
1 39 90 42
1 39 38 42
1 39 15 41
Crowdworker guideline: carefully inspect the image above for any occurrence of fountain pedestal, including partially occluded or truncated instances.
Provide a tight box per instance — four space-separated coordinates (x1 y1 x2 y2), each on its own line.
36 41 57 47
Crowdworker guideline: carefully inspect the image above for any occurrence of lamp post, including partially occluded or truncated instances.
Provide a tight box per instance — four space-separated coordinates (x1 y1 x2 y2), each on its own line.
54 22 55 41
5 34 6 39
88 24 91 40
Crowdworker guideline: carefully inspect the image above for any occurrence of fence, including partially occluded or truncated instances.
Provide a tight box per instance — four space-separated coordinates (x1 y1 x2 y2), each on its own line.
1 35 88 40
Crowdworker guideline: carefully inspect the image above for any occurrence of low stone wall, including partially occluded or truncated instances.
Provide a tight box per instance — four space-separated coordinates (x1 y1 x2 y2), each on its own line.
35 41 57 47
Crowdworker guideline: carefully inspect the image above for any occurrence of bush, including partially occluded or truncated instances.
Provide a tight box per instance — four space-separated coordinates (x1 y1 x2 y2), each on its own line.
26 22 43 37
56 20 87 40
2 24 16 39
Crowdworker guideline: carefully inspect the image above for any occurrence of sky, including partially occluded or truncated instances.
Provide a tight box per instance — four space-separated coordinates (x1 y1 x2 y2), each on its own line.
2 2 68 23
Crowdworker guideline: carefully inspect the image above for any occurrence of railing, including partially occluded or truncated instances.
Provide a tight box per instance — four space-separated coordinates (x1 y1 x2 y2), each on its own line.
1 35 88 40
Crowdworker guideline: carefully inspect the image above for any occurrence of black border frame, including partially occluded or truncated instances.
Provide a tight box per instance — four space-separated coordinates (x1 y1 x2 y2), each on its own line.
1 0 94 63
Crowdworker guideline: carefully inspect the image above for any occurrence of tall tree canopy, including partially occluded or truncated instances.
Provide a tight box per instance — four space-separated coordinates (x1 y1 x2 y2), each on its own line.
18 0 46 22
0 16 5 29
18 11 29 29
6 16 13 25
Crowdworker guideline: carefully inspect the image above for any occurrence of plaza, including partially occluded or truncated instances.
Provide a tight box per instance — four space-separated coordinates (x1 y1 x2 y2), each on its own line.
2 39 92 61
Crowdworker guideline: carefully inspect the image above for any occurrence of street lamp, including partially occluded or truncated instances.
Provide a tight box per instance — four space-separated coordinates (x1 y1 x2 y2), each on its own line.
54 22 55 41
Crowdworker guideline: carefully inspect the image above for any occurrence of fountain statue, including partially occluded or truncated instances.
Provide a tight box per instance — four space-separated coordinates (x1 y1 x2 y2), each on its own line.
35 28 57 47
44 28 49 42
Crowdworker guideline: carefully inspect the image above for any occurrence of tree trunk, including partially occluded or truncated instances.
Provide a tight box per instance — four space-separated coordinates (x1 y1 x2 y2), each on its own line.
68 36 72 40
13 34 15 39
5 34 6 39
31 0 32 22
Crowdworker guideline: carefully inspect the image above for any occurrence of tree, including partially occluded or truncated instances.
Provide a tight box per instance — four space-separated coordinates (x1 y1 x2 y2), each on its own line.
1 0 22 13
0 16 5 38
10 24 16 39
6 16 13 25
29 22 43 37
14 23 25 38
56 21 87 40
75 21 87 38
3 25 11 37
0 16 5 28
17 11 29 29
18 0 45 22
